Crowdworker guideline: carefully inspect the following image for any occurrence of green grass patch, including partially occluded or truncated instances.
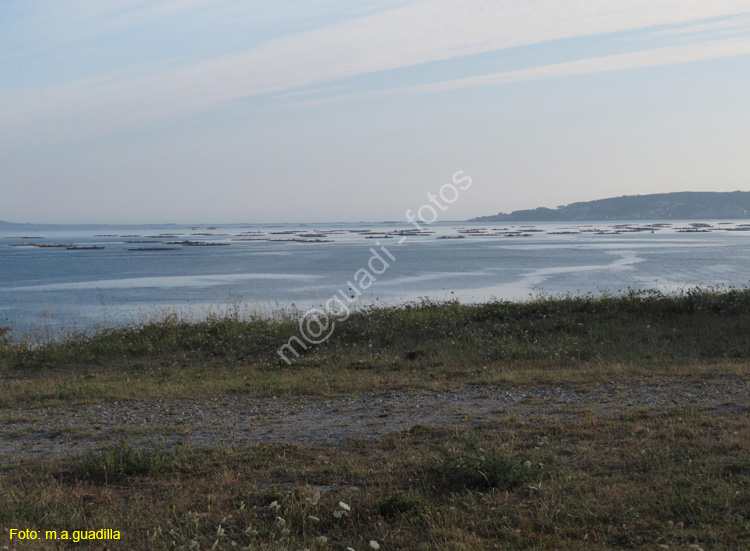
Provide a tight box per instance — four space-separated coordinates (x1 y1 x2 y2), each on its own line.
431 448 542 492
377 490 428 517
2 289 750 407
4 287 750 371
70 438 185 483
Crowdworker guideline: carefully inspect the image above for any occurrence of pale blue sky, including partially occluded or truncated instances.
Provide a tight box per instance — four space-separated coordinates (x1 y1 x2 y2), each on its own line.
2 1 749 223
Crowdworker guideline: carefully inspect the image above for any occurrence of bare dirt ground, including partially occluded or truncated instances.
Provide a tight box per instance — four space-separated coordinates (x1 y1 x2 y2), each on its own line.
1 376 747 462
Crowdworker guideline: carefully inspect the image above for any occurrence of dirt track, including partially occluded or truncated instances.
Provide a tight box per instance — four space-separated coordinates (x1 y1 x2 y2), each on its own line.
0 377 747 461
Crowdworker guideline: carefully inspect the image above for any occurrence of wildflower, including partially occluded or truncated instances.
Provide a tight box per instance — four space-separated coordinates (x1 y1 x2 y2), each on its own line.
275 517 286 527
308 515 320 523
523 460 532 469
369 541 381 550
333 510 343 519
268 500 278 509
339 501 351 512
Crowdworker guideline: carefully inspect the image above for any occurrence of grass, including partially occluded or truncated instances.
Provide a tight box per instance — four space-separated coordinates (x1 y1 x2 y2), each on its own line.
1 288 750 407
0 289 749 548
71 438 184 483
0 411 747 550
431 448 543 492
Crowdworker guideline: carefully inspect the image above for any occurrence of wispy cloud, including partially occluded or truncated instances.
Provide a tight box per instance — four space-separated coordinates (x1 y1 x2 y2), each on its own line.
2 0 750 147
647 13 750 38
262 35 750 112
397 35 750 94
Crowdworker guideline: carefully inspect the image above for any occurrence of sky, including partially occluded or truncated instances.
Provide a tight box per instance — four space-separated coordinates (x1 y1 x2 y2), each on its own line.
1 1 749 224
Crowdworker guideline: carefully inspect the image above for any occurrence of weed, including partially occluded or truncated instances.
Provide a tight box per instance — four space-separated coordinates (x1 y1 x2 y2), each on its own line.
70 438 182 483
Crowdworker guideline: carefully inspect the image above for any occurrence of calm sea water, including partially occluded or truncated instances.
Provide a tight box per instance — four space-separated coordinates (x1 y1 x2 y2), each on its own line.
2 220 750 337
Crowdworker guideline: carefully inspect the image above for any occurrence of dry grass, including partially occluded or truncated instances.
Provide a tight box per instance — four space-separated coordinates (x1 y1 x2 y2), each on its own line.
1 408 748 550
1 356 748 410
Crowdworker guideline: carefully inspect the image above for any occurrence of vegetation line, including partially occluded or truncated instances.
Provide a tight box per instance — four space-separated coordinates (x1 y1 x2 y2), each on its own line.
0 287 749 407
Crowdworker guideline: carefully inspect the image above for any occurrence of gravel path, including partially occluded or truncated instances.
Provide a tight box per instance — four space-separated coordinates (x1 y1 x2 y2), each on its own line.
0 377 747 460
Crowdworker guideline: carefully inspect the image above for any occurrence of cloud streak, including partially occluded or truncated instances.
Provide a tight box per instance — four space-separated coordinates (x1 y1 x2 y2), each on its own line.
647 13 750 38
398 35 750 94
264 34 750 112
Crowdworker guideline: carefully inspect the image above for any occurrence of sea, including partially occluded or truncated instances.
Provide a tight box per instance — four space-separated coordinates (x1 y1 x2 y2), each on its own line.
2 220 749 339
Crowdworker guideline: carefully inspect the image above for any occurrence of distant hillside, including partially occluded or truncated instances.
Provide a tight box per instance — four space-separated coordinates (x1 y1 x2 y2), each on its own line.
0 220 179 230
470 191 750 222
0 219 45 230
0 219 84 229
